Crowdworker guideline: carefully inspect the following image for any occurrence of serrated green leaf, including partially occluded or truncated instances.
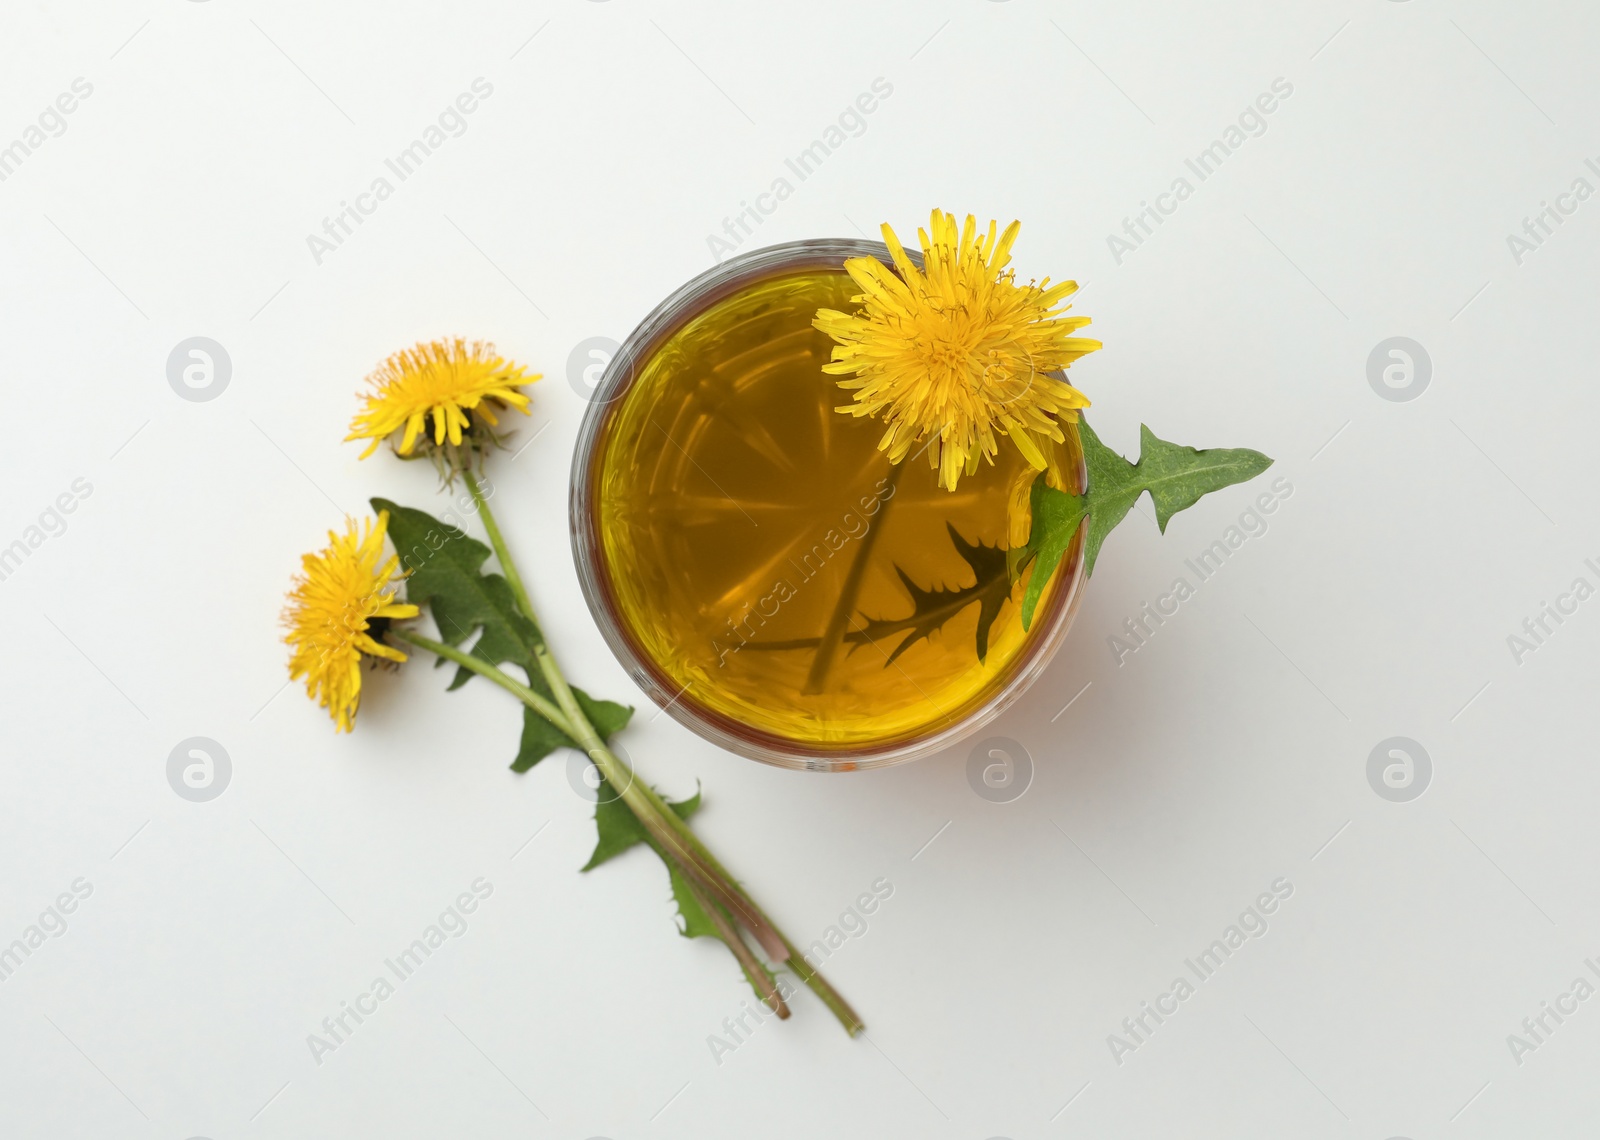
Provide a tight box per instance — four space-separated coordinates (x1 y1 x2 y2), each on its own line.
443 572 534 690
374 498 633 769
581 781 700 872
1018 476 1089 630
1020 420 1273 627
666 861 723 939
582 783 767 1007
576 690 634 742
510 690 634 772
668 860 782 1009
666 859 780 1010
510 705 573 773
372 497 539 682
1084 422 1275 559
374 499 767 1008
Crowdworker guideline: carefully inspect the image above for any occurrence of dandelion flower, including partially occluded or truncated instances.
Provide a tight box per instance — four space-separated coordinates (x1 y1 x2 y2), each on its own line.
815 210 1100 491
346 338 538 463
283 511 419 732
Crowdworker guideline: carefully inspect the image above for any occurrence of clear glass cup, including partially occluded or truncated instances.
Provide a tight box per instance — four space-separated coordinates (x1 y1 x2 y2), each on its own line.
569 239 1088 771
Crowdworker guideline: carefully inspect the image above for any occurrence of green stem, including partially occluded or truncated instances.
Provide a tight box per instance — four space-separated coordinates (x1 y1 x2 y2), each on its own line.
392 624 865 1036
677 871 790 1019
461 475 779 948
391 629 571 732
464 471 543 641
394 633 767 955
451 475 865 1035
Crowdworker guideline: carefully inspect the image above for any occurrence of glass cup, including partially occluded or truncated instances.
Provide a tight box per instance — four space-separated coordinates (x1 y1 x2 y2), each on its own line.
570 239 1088 771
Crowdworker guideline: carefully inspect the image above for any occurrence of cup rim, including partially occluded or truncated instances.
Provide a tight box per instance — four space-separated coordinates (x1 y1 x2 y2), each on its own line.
569 238 1089 771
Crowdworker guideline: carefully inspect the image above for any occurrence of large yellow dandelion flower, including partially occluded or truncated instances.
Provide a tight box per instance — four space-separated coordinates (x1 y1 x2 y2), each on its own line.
815 210 1101 491
346 338 538 460
283 511 419 733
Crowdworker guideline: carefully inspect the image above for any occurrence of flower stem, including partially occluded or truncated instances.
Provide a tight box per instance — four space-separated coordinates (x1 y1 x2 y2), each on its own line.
460 475 782 955
390 629 573 734
802 460 903 694
677 872 790 1019
391 632 765 953
393 627 861 1033
444 476 865 1035
463 472 543 642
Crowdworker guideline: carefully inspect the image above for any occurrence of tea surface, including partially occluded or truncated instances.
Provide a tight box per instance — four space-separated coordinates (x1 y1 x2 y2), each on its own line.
595 268 1077 752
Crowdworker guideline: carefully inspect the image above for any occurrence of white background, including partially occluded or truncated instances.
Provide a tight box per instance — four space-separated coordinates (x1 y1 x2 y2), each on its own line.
1 1 1597 1137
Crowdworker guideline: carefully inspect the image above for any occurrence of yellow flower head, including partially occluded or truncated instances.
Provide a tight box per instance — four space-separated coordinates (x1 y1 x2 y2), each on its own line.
346 338 538 468
282 511 419 733
815 210 1100 491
